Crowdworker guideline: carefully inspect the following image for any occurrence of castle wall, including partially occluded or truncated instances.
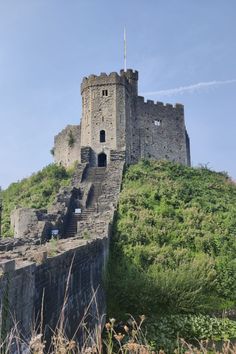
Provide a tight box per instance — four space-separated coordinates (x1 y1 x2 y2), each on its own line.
185 130 191 166
120 70 139 164
136 98 190 165
115 84 126 151
0 260 35 343
0 160 125 348
53 69 190 168
0 238 108 348
34 238 108 342
54 125 81 167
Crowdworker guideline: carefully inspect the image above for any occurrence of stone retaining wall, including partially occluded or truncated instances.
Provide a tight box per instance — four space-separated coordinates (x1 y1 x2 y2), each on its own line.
0 236 108 350
0 159 125 350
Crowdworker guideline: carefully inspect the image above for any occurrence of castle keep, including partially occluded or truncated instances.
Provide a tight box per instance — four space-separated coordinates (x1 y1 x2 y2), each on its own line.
54 69 191 167
0 69 191 350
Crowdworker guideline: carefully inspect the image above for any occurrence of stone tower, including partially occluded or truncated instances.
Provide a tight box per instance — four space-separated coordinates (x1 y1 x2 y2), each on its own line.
53 69 191 167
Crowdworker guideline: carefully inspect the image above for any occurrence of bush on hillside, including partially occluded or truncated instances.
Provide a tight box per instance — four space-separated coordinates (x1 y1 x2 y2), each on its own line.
0 164 75 236
107 160 236 317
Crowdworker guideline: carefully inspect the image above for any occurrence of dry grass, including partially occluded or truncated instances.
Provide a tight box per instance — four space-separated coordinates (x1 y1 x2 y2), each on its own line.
2 311 236 353
1 258 236 353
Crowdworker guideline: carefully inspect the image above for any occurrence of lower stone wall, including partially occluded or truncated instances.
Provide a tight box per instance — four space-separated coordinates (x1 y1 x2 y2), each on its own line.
0 158 125 350
0 236 108 349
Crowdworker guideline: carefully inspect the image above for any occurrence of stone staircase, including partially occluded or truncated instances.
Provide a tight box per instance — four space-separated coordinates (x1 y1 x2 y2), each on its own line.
65 167 106 238
65 213 81 238
77 207 96 221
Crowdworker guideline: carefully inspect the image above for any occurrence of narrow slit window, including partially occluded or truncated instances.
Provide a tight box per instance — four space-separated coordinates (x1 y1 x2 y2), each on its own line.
102 89 108 96
100 130 106 143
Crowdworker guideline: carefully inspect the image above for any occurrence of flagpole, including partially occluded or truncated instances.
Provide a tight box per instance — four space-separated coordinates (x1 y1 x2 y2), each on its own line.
124 27 127 72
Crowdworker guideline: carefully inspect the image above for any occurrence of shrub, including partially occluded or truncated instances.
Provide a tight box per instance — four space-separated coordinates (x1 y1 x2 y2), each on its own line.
107 160 236 318
0 164 75 237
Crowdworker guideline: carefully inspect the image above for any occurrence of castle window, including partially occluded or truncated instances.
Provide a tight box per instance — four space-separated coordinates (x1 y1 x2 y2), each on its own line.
154 120 162 126
100 130 106 143
102 89 108 96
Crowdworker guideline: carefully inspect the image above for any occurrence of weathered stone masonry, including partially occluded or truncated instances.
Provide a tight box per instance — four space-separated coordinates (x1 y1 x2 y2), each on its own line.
0 238 108 349
54 69 191 168
0 159 124 347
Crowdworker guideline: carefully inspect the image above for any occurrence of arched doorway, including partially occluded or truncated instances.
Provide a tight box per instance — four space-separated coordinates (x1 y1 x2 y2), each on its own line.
98 153 107 167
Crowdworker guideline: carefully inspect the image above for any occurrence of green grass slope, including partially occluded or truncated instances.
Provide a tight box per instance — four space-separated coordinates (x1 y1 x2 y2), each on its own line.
0 164 75 237
107 160 236 317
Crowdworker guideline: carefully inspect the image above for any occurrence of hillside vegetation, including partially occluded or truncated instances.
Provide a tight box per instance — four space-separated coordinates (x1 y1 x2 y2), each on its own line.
107 160 236 348
0 164 75 237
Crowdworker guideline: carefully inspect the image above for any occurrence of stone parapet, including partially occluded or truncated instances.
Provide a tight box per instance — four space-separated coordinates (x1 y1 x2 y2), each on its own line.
137 96 184 113
110 150 126 161
81 71 132 94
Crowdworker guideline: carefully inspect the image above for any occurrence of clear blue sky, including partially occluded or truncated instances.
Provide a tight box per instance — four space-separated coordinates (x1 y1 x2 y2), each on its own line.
0 0 236 189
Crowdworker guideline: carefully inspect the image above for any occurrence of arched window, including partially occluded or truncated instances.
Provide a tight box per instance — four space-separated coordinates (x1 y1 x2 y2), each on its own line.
100 130 106 143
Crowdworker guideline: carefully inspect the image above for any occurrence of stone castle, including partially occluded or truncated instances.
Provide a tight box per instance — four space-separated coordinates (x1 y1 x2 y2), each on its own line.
54 69 191 168
0 69 191 351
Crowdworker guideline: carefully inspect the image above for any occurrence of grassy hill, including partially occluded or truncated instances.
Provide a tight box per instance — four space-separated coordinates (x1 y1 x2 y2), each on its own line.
107 160 236 348
2 159 236 349
0 164 75 237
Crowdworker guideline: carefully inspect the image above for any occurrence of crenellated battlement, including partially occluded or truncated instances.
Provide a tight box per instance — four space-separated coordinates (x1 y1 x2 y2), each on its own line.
137 96 184 113
81 69 139 94
120 68 138 81
81 71 128 94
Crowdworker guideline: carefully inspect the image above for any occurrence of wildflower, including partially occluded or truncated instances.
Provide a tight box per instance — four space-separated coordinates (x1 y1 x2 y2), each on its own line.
124 341 139 351
29 334 45 353
139 314 146 321
124 342 150 353
124 325 129 333
105 322 112 330
109 318 115 324
91 345 98 353
67 340 76 350
114 333 124 342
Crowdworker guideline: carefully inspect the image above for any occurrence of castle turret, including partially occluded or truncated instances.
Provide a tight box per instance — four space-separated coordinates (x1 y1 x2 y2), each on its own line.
120 69 138 96
80 71 135 166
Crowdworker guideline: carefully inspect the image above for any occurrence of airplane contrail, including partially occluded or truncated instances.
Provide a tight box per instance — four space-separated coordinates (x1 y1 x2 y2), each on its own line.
142 79 236 97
